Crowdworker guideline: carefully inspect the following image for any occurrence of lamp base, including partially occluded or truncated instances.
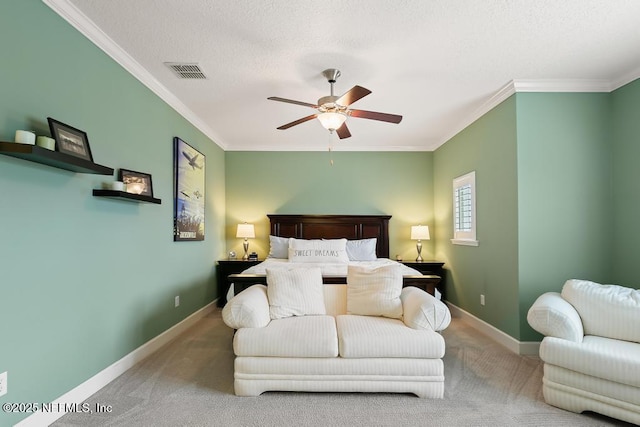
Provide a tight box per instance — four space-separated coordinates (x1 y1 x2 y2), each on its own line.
415 241 423 262
243 239 249 261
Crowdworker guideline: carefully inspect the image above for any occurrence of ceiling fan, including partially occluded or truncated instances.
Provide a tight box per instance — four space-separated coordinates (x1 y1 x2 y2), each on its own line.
268 69 403 139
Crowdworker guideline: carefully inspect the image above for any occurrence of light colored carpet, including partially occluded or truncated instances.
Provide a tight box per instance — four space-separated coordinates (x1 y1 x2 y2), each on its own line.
53 310 632 427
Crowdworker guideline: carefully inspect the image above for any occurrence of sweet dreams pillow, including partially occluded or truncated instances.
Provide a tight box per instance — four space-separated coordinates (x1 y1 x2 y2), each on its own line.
288 238 349 263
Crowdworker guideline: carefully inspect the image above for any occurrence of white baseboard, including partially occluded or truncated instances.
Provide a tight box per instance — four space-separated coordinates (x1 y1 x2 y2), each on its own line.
16 300 218 427
447 302 540 356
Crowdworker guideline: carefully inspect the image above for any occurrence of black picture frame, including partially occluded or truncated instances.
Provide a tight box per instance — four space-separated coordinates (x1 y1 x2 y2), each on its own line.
47 117 93 162
173 137 205 241
118 168 154 197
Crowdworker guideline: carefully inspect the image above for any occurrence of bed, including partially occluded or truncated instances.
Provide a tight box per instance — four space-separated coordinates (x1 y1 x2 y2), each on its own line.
225 214 442 301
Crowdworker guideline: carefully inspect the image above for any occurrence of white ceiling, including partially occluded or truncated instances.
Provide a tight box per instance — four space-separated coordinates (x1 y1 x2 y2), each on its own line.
47 0 640 151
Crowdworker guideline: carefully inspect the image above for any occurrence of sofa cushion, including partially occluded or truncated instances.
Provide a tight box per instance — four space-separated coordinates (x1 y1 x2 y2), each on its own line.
266 267 326 319
346 264 403 319
561 279 640 343
336 315 445 358
234 315 338 357
540 335 640 388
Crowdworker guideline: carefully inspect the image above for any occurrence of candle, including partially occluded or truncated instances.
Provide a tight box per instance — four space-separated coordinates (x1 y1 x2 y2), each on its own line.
15 130 36 144
36 136 55 150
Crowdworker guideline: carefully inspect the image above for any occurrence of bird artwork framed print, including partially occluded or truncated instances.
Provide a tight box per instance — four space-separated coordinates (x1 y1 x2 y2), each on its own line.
173 137 205 241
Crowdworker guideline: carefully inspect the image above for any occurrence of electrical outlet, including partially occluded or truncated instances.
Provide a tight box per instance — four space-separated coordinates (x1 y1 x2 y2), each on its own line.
174 296 180 307
480 294 485 306
0 371 7 397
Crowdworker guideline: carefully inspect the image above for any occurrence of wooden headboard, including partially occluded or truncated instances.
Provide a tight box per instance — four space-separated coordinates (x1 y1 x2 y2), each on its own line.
267 214 391 258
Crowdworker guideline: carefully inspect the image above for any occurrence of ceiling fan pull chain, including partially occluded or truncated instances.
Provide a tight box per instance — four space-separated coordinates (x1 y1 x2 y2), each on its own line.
328 132 335 166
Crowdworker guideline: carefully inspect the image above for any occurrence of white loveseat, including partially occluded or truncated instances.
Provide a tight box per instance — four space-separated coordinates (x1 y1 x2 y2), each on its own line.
222 265 451 398
527 279 640 425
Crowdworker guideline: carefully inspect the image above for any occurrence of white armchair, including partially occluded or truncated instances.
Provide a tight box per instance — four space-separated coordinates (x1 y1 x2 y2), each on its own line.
527 279 640 425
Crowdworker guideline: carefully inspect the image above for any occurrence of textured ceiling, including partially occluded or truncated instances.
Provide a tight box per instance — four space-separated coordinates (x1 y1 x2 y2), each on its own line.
48 0 640 151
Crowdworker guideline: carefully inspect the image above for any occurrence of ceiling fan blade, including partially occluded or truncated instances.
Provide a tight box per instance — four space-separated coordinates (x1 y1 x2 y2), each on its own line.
349 109 403 124
335 122 351 139
335 85 371 107
268 97 318 108
276 114 318 130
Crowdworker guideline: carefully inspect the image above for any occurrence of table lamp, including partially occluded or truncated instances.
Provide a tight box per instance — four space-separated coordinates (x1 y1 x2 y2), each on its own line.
411 225 430 262
236 223 255 260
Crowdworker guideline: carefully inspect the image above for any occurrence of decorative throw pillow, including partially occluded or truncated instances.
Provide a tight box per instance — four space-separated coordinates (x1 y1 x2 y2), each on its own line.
346 264 403 319
401 286 451 331
288 238 349 263
346 238 377 261
266 267 326 319
268 235 289 259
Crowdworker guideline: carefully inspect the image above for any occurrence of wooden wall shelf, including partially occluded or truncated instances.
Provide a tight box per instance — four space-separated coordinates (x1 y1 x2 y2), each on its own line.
0 141 113 175
92 189 161 204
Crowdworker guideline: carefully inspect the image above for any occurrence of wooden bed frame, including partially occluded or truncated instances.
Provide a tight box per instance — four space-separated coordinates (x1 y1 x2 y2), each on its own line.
229 214 441 296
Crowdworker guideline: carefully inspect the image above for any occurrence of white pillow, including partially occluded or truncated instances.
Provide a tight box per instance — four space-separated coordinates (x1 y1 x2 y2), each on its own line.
288 238 349 263
346 264 403 319
346 238 377 261
221 285 271 329
266 267 326 319
527 292 583 342
401 286 451 331
561 279 640 343
268 235 289 259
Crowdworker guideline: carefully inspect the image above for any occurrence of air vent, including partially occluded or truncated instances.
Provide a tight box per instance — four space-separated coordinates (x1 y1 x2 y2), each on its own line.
164 62 207 79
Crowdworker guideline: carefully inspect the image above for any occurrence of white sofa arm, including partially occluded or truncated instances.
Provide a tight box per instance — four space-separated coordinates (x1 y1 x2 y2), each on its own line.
527 292 583 343
222 285 270 329
401 286 451 331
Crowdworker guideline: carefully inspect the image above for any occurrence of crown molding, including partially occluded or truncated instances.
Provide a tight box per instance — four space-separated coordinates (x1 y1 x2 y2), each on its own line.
227 143 435 152
512 78 612 92
43 0 227 150
610 64 640 91
436 81 517 149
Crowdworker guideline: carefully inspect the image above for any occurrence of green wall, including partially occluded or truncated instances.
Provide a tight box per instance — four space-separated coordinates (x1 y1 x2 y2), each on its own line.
516 93 612 340
433 97 520 338
225 151 435 261
0 2 225 425
611 78 640 285
434 92 616 341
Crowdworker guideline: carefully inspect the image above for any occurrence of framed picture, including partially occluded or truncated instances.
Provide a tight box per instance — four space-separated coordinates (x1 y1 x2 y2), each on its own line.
118 168 154 197
47 117 93 162
173 137 205 241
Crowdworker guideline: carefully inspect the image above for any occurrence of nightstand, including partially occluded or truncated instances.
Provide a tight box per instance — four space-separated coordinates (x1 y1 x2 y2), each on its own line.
399 260 446 298
216 259 262 307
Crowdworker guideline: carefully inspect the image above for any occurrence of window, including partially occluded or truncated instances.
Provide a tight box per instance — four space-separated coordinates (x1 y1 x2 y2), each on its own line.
452 171 478 246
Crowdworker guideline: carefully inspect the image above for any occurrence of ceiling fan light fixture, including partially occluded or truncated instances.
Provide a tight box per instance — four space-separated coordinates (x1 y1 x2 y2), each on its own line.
317 111 347 131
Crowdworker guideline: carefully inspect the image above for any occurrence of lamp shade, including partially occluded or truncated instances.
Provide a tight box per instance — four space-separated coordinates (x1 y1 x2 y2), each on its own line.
411 225 430 240
317 112 347 130
236 223 255 239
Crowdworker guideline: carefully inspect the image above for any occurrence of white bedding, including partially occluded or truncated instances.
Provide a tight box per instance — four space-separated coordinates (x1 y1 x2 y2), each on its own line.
225 258 441 301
